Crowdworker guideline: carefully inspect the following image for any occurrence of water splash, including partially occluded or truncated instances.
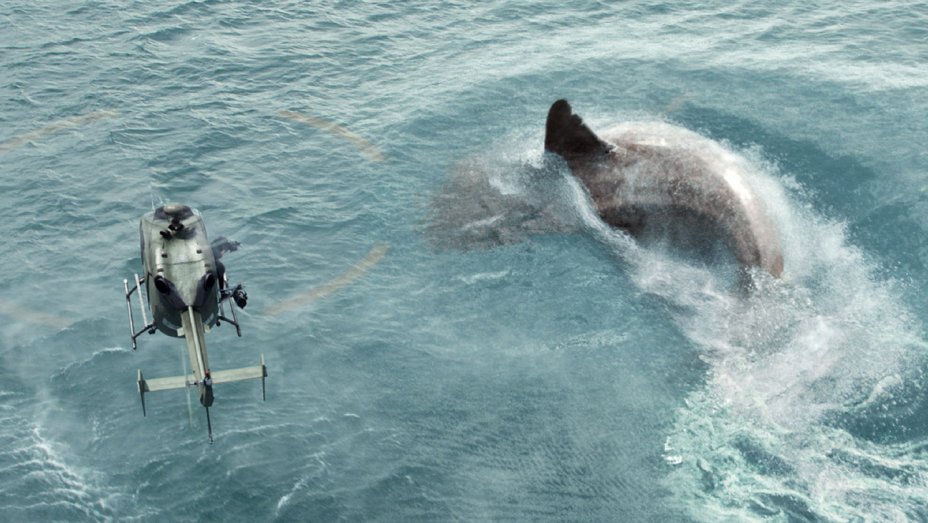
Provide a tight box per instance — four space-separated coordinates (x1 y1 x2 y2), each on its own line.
546 131 928 520
633 145 928 521
430 122 928 521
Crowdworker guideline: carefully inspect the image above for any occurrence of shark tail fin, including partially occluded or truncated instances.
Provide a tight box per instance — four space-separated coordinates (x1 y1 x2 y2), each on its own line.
544 99 612 162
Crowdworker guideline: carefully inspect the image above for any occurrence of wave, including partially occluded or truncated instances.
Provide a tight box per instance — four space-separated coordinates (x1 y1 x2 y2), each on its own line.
0 399 124 520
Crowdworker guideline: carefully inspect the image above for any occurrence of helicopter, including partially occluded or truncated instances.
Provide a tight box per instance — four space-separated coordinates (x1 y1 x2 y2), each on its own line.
122 203 266 442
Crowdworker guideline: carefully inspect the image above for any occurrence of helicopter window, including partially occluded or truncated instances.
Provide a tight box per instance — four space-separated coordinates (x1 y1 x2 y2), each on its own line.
154 276 172 295
154 204 193 221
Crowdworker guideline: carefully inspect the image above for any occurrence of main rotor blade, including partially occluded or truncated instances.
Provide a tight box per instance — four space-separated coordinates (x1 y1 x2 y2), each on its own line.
0 110 118 154
265 244 388 315
277 110 385 162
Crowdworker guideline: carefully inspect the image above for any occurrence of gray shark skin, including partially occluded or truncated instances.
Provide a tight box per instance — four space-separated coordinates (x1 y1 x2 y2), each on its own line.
545 99 784 279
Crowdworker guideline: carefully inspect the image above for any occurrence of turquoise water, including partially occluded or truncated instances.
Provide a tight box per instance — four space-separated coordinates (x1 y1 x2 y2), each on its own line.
2 2 927 521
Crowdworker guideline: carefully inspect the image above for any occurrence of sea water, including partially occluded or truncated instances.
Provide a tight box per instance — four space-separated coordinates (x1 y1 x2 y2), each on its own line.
1 2 927 521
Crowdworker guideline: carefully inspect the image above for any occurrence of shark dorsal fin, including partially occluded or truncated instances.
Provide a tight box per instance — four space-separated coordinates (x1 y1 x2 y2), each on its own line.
544 99 612 163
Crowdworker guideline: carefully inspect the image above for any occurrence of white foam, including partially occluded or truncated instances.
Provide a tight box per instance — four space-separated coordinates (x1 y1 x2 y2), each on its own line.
645 139 928 520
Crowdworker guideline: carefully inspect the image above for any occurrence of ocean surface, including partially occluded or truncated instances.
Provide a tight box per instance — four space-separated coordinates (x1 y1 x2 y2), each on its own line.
2 2 927 521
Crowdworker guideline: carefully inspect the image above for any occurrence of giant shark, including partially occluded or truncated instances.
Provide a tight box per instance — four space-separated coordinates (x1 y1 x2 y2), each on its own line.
544 99 784 279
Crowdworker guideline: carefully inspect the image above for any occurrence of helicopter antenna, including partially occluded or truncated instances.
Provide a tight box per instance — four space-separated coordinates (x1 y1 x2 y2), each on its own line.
205 407 213 444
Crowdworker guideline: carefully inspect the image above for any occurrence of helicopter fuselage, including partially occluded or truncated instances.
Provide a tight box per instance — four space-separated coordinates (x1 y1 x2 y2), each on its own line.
140 204 221 338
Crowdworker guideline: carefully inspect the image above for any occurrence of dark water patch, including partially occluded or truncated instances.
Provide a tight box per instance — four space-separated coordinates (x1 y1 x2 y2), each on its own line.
853 200 928 278
732 434 796 478
674 105 876 216
832 376 928 445
750 492 820 522
827 446 924 487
